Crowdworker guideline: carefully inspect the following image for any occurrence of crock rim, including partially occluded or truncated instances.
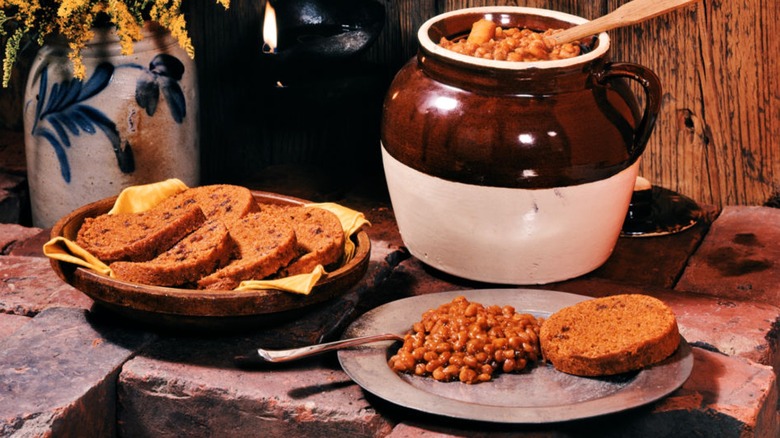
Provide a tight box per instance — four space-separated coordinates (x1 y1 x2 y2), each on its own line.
418 6 610 70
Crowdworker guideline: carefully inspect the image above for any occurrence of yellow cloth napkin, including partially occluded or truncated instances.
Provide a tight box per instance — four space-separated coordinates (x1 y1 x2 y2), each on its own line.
43 237 113 276
108 178 189 214
236 265 326 294
43 179 370 295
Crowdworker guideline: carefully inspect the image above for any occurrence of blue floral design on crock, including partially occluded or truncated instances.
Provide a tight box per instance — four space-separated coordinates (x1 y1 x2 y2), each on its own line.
29 54 186 183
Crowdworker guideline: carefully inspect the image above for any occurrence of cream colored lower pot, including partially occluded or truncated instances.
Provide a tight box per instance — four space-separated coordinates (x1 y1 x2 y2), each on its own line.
382 146 639 284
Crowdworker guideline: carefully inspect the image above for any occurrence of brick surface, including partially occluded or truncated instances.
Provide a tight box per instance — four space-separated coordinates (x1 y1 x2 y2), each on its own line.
6 227 48 257
0 312 29 338
118 337 394 438
0 307 156 437
0 223 43 254
0 194 777 437
385 348 777 438
676 206 780 305
0 255 93 316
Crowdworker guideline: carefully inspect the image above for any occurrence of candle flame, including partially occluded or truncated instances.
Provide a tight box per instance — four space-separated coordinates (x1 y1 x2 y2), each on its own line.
262 1 278 53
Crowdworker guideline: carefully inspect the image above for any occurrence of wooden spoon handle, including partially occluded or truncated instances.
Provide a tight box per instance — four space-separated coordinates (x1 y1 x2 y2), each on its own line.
550 0 700 45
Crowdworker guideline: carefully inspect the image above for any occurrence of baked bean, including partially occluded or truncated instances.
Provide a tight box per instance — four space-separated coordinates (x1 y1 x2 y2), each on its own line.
435 342 452 353
459 366 477 383
388 296 544 384
439 23 584 62
444 364 460 375
449 354 464 366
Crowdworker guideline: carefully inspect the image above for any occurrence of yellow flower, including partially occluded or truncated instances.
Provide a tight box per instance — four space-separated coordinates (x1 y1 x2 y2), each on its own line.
149 0 193 58
57 0 89 19
106 0 142 55
2 27 24 86
1 0 231 86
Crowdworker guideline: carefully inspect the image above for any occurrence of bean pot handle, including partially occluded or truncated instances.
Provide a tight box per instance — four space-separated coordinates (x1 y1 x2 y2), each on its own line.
594 62 662 163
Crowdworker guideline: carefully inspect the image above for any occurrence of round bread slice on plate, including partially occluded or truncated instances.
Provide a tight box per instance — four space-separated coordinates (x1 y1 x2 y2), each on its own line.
539 294 680 376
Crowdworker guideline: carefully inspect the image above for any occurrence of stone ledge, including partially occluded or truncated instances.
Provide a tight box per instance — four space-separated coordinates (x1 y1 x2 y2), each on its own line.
112 271 780 437
6 227 49 257
676 206 780 305
118 339 394 437
0 223 42 254
0 199 776 437
0 312 29 338
0 307 156 437
0 255 93 317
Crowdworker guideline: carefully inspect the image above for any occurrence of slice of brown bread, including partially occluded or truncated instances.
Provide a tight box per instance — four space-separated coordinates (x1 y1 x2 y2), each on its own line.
264 205 346 276
159 184 260 223
110 220 236 287
197 212 297 290
539 294 680 376
76 203 206 264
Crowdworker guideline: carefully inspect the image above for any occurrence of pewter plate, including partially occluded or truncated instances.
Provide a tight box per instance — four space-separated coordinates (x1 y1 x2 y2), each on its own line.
337 289 693 424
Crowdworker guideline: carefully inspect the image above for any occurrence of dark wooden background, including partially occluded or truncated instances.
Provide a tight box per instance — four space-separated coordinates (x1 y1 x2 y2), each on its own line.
2 0 778 207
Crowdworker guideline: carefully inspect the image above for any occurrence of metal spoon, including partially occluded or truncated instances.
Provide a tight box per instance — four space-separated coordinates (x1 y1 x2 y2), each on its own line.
239 333 404 363
548 0 701 46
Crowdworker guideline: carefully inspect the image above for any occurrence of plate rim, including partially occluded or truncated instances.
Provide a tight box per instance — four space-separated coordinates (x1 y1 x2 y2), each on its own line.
337 288 694 424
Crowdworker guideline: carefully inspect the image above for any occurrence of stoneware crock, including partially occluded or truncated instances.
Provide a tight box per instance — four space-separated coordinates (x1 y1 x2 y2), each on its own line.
24 22 199 228
381 6 661 284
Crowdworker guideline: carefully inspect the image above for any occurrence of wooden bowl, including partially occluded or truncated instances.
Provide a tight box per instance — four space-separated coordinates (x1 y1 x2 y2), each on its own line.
49 191 371 332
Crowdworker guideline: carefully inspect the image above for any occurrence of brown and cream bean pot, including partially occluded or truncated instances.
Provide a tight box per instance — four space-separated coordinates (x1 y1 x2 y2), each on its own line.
380 6 662 284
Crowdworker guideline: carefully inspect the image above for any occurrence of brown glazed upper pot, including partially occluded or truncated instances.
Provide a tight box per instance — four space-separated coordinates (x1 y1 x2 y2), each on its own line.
381 7 661 189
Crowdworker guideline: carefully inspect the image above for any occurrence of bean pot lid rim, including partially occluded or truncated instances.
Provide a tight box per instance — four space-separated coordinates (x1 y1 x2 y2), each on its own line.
418 6 610 70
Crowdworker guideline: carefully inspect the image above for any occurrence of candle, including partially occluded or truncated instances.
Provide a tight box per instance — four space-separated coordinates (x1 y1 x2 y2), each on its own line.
262 1 278 54
259 0 385 89
261 1 286 88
